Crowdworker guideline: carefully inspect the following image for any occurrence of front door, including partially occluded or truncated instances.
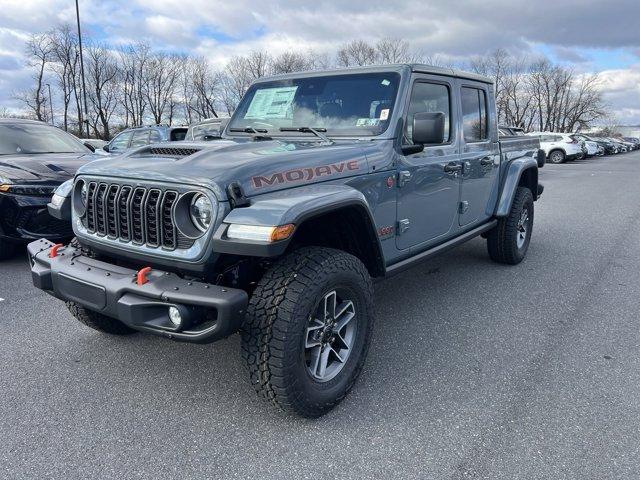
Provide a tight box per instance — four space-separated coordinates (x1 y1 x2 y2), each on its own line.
396 78 461 250
458 84 499 226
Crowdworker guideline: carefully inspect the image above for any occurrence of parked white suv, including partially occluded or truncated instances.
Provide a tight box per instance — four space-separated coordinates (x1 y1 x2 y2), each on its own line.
526 132 583 164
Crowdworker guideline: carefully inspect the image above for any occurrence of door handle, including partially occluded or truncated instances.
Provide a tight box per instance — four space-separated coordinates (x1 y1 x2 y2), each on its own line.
444 162 462 173
480 156 494 166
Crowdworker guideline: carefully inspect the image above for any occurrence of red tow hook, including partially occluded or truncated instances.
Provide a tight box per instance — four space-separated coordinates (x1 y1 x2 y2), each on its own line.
49 243 64 258
136 266 152 286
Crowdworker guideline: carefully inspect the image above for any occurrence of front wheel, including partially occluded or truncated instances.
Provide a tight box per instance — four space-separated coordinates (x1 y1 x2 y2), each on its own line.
487 187 534 265
241 247 374 418
549 150 565 164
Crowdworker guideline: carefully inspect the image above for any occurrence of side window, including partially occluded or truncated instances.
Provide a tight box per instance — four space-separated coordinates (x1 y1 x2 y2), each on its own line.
130 129 150 148
149 130 162 143
405 82 451 144
109 131 133 152
461 87 488 143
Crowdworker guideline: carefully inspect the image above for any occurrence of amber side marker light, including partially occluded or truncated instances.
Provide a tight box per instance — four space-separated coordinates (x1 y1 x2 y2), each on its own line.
226 224 296 243
0 185 11 192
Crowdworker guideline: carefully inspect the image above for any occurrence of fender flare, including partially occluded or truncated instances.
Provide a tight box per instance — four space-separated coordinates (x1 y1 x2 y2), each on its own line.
496 157 538 217
212 184 384 268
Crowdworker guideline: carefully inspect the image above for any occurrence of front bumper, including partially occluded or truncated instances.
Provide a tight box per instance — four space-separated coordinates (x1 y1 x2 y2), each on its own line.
0 193 73 243
28 239 248 343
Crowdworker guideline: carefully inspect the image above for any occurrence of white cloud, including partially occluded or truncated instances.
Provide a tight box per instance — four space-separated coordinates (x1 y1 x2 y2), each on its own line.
1 0 640 123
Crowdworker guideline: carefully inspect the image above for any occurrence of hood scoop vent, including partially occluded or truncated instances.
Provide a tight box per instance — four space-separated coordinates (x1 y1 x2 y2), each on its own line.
141 146 202 157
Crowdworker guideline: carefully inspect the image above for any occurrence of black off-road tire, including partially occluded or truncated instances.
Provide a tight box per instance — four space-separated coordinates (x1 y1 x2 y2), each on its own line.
549 150 565 164
487 186 534 265
241 247 374 418
66 302 137 335
0 239 17 260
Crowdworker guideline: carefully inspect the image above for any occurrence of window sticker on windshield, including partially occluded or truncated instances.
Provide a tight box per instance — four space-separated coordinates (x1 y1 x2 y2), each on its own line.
379 108 390 121
356 118 380 127
381 79 391 86
245 86 298 119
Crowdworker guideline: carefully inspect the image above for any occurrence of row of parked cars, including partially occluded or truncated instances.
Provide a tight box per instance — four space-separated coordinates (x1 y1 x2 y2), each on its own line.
0 116 228 258
499 125 639 164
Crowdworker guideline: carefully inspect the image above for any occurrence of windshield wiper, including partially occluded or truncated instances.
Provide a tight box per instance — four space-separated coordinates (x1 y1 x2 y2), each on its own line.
279 127 332 144
228 126 272 141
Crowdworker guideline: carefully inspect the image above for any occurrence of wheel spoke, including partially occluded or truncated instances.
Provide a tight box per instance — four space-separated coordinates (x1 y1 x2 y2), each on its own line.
323 291 337 321
333 301 355 332
308 345 322 376
316 346 331 378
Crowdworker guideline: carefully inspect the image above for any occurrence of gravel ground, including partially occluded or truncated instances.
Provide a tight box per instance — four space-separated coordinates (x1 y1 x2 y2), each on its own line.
2 152 640 479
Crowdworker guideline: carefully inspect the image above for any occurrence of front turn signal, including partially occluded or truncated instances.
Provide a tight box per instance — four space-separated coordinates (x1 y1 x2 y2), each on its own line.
226 223 295 243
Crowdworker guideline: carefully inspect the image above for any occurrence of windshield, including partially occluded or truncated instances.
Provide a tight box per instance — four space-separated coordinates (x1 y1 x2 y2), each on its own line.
0 123 88 155
191 122 222 140
228 72 401 137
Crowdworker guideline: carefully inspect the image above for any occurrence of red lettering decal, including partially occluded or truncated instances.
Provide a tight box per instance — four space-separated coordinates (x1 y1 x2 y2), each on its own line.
304 167 315 181
331 162 345 173
346 160 359 171
315 165 332 177
285 169 305 182
253 173 285 188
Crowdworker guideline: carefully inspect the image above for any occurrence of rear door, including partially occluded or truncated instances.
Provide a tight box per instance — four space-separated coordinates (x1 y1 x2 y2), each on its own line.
396 76 461 250
458 83 500 227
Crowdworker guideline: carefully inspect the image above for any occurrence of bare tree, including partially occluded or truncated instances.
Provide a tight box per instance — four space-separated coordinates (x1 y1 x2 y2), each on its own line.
336 40 378 66
49 24 82 131
144 51 183 125
119 43 151 127
15 32 54 121
85 44 119 138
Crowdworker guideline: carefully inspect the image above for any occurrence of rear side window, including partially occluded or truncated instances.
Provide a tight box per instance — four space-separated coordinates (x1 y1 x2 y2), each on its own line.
405 82 451 144
109 131 133 152
461 87 488 142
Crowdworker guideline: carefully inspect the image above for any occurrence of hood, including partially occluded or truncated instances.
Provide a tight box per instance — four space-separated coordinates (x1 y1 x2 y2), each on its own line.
0 152 96 185
78 139 376 200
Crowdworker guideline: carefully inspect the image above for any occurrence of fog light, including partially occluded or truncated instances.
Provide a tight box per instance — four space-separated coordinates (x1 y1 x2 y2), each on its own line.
168 306 182 327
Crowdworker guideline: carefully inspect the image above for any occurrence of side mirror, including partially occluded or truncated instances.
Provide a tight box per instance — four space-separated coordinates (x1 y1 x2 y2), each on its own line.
83 142 95 153
103 144 110 152
203 134 221 141
412 111 445 145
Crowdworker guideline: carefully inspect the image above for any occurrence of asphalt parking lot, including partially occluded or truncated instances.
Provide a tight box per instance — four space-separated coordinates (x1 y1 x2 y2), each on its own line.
2 152 640 479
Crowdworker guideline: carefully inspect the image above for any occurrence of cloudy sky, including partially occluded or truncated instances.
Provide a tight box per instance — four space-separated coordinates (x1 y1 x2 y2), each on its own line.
1 0 639 123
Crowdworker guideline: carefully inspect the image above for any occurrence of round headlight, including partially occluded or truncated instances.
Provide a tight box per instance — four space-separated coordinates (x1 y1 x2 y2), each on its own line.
190 194 213 232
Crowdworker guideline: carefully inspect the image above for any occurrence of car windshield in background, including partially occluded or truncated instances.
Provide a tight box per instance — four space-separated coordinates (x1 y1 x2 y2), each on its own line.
228 72 401 137
0 123 87 155
192 123 222 140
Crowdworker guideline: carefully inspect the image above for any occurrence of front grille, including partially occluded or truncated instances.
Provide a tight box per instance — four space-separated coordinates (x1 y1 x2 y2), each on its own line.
82 181 193 250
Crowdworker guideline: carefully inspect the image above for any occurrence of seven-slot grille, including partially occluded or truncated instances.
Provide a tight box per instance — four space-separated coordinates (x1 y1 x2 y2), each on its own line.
82 181 182 250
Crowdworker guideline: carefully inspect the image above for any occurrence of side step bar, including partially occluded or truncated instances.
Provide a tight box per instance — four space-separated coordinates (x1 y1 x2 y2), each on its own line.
384 220 498 277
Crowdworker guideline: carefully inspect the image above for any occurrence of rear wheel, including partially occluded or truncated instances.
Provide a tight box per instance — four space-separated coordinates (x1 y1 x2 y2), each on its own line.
487 187 534 265
241 247 374 418
66 302 137 335
549 150 565 164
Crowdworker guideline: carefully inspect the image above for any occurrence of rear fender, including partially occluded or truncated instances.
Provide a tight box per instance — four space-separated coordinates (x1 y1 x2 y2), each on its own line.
496 157 539 217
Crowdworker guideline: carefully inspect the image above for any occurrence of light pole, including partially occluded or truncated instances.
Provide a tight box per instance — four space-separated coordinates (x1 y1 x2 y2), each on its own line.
75 0 89 138
45 83 54 125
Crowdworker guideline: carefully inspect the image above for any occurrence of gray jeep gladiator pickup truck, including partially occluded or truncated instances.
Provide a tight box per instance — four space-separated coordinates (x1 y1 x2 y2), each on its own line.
29 64 542 418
